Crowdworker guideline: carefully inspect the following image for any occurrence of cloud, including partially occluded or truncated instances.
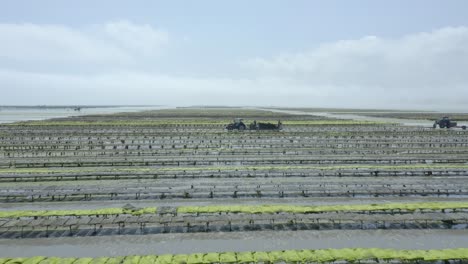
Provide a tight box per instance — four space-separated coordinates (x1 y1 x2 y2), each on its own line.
0 23 467 110
0 21 169 69
243 27 468 102
102 21 169 56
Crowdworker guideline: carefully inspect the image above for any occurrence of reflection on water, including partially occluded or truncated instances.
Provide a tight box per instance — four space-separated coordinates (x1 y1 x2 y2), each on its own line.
1 229 467 257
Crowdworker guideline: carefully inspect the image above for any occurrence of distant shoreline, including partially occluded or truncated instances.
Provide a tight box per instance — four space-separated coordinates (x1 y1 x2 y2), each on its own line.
0 105 162 109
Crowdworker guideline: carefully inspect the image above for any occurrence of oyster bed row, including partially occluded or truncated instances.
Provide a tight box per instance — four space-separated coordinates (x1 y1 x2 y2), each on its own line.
1 203 468 239
1 108 468 261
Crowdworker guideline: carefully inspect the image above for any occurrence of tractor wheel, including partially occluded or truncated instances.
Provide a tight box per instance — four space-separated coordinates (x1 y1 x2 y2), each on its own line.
239 125 246 131
440 124 445 128
433 124 437 129
462 126 467 130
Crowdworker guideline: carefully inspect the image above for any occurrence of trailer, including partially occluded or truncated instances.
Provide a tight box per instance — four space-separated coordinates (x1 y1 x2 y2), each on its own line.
249 120 283 131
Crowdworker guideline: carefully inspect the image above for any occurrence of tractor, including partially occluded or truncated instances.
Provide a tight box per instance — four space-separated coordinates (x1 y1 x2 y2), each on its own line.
226 118 247 131
433 117 466 129
226 118 283 131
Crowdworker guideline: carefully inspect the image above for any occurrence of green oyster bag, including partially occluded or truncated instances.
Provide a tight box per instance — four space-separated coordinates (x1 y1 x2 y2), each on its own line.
186 253 204 264
73 258 93 264
154 255 173 264
138 255 157 264
88 257 109 264
253 252 270 262
281 250 301 263
23 257 47 264
219 252 237 263
56 258 78 264
105 257 125 264
172 254 189 264
236 252 254 263
5 258 25 264
202 253 219 264
122 256 140 264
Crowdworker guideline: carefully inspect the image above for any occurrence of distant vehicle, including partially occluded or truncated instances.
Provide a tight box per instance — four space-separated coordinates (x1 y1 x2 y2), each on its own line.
433 116 466 129
226 118 247 130
74 107 81 111
226 118 283 131
249 120 283 131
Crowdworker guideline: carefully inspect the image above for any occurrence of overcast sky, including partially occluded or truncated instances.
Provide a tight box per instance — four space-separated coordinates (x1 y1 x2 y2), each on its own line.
1 0 468 110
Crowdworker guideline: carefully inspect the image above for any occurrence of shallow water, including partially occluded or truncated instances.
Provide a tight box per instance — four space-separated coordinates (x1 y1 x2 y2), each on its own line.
261 108 468 127
1 229 467 257
319 112 432 126
0 106 170 124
